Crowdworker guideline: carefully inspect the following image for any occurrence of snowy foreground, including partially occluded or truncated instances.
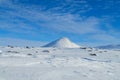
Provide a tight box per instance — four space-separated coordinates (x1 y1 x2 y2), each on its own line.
0 47 120 80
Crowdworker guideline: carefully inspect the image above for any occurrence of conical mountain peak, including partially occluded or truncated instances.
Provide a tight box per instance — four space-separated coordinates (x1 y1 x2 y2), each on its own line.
57 37 71 42
60 37 69 40
43 37 80 48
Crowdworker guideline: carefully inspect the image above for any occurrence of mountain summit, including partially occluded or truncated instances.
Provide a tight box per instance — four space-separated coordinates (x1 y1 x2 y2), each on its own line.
43 37 80 48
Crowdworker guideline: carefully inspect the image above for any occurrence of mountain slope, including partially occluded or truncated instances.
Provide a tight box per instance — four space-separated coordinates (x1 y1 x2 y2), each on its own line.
97 44 120 49
43 37 80 48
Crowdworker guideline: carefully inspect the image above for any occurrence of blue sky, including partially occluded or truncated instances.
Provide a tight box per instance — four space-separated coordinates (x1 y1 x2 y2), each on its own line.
0 0 120 46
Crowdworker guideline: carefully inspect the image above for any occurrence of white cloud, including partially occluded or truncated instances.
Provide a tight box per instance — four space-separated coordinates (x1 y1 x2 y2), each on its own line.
91 34 118 41
0 0 101 34
0 38 47 47
0 0 120 46
42 15 100 34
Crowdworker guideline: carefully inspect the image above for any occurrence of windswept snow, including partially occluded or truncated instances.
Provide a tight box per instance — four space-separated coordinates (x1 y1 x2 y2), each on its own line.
0 46 120 80
43 37 80 48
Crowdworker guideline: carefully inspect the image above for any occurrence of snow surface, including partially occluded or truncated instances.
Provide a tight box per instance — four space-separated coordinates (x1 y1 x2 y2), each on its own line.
0 46 120 80
43 37 80 48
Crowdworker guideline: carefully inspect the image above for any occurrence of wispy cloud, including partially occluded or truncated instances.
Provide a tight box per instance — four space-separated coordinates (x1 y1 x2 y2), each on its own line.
0 0 100 34
91 34 120 42
0 37 47 47
42 15 101 34
0 0 120 46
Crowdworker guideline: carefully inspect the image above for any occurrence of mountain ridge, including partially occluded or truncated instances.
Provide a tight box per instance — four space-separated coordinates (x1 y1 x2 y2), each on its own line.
96 44 120 49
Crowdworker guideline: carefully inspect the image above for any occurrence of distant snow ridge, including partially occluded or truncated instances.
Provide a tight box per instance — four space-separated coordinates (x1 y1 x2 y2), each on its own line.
97 44 120 49
43 37 80 48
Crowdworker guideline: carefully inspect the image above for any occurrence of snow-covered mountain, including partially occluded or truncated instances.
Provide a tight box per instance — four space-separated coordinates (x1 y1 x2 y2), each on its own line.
43 37 80 48
97 44 120 49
